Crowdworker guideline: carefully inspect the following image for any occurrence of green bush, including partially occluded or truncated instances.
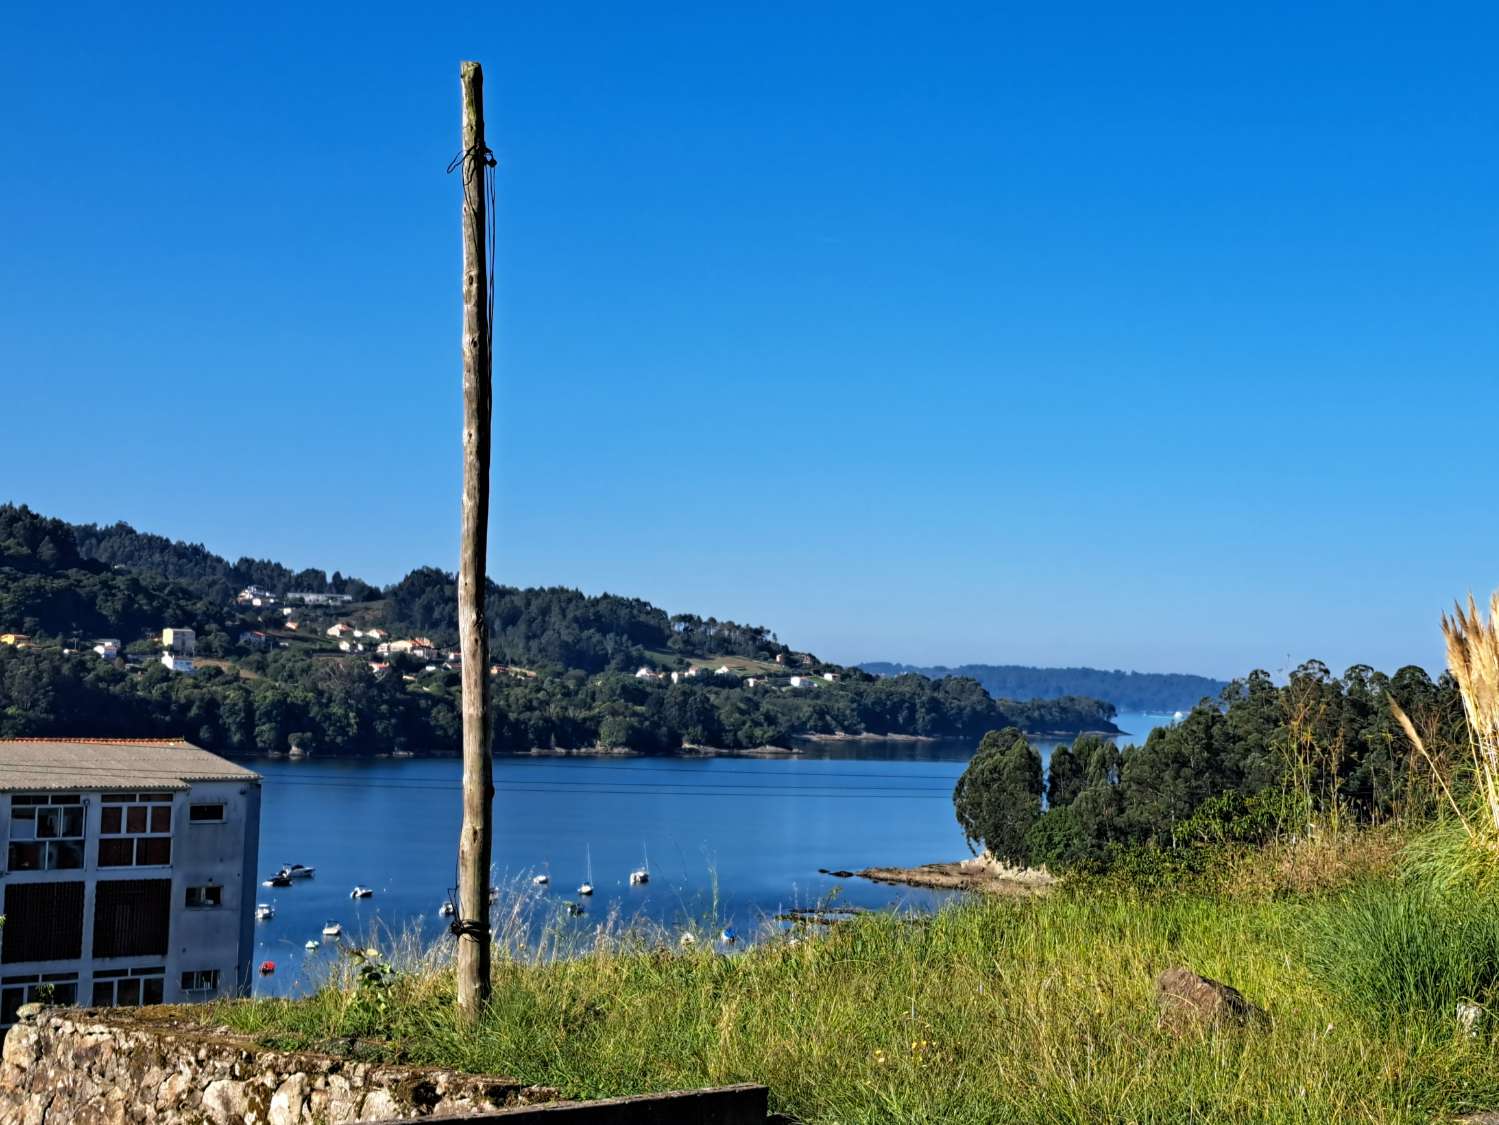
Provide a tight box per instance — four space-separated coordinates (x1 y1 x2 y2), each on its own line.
1023 806 1089 872
1306 878 1499 1028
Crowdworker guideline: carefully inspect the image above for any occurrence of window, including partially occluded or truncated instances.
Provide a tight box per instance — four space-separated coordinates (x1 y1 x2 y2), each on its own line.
8 794 85 871
1 882 84 964
93 879 171 958
184 884 222 909
91 966 164 1008
98 793 172 867
1 973 78 1026
180 969 220 993
188 803 225 823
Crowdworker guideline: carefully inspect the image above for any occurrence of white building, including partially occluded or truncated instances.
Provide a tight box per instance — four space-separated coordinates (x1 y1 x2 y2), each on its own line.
160 653 194 674
789 676 816 688
92 640 120 660
822 672 840 682
286 593 353 607
161 629 195 657
0 738 261 1026
325 623 353 638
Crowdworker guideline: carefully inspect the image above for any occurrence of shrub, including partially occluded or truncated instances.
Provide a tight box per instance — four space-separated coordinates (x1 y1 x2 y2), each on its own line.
1023 806 1090 872
1306 877 1499 1028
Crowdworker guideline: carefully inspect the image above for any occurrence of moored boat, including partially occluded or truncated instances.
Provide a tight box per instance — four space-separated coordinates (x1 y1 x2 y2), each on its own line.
255 903 275 921
350 885 373 899
321 920 342 937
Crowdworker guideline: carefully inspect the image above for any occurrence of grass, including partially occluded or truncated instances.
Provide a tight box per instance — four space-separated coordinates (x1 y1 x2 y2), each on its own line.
206 846 1499 1124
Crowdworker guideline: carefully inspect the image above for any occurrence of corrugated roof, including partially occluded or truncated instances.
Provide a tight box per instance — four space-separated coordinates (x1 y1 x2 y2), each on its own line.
0 739 260 793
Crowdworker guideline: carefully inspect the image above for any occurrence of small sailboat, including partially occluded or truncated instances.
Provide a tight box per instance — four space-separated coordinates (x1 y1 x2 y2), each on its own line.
578 846 594 896
439 901 456 917
532 873 550 886
629 845 650 886
254 903 275 921
305 940 320 951
280 863 315 880
350 885 373 899
321 920 342 938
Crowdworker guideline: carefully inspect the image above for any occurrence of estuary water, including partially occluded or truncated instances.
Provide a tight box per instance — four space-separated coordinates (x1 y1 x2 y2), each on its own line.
244 712 1172 996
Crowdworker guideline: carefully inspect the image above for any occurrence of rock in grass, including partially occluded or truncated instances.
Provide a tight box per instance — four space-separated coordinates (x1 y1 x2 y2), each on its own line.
1154 967 1267 1032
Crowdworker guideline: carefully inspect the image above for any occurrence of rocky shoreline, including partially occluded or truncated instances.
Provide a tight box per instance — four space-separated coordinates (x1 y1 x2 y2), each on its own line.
832 855 1056 896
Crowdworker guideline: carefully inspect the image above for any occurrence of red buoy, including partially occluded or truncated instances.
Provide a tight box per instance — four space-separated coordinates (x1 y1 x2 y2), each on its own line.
259 960 276 974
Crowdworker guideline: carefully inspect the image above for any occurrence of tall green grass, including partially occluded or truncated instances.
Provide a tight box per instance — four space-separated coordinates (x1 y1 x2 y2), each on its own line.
211 878 1499 1123
1306 876 1499 1030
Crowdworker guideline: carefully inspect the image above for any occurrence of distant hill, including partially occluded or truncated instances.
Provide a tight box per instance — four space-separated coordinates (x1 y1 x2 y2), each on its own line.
0 504 1120 752
860 663 1227 713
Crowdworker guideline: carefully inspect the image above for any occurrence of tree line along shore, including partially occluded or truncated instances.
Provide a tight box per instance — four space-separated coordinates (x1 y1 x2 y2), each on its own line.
0 504 1116 756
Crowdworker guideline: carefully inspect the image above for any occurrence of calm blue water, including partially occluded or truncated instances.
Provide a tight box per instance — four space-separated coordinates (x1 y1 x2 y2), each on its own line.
243 712 1171 995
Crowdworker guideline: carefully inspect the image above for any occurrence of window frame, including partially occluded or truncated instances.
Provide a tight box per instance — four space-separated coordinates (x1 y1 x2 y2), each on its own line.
187 803 226 824
8 794 86 872
184 884 223 909
179 969 220 993
97 793 174 869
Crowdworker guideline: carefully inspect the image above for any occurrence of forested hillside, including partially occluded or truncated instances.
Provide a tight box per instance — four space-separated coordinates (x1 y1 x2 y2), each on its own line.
0 505 1119 754
863 662 1227 712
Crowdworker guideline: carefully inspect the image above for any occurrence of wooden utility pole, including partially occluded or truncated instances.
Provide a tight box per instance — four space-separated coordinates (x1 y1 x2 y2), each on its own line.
456 58 494 1018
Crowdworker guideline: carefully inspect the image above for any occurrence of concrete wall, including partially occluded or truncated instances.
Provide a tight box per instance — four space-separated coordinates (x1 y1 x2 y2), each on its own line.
0 1007 557 1123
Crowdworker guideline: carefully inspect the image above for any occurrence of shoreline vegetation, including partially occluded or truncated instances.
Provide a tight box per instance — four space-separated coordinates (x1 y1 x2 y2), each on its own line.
269 726 1130 762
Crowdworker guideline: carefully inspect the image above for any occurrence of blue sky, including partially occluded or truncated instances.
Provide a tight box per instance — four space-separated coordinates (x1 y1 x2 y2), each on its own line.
4 2 1497 679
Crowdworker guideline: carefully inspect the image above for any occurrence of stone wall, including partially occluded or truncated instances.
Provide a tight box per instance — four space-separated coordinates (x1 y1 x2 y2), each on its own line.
0 1006 558 1124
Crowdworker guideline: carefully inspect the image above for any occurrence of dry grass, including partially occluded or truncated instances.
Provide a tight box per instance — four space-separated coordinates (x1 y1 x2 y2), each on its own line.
1223 825 1403 899
1392 593 1499 899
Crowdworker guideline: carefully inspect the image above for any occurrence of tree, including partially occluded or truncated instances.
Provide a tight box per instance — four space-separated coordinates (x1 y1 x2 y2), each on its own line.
1046 742 1085 807
952 728 1043 864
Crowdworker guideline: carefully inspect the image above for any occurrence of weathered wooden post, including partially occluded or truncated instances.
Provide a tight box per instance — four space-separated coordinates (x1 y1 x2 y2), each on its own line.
456 58 494 1018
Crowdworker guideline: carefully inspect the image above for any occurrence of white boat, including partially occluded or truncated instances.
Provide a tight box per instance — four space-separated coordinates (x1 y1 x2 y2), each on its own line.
304 940 320 951
254 903 275 921
566 901 585 916
578 845 594 896
350 885 373 899
488 885 500 904
532 873 550 886
321 920 342 937
439 901 455 917
629 845 650 885
279 863 315 880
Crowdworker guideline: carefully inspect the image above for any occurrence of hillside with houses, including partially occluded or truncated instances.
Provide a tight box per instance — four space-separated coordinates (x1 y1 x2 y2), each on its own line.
0 505 1118 755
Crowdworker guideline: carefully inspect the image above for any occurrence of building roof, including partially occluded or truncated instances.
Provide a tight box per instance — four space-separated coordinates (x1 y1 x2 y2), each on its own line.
0 739 260 793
